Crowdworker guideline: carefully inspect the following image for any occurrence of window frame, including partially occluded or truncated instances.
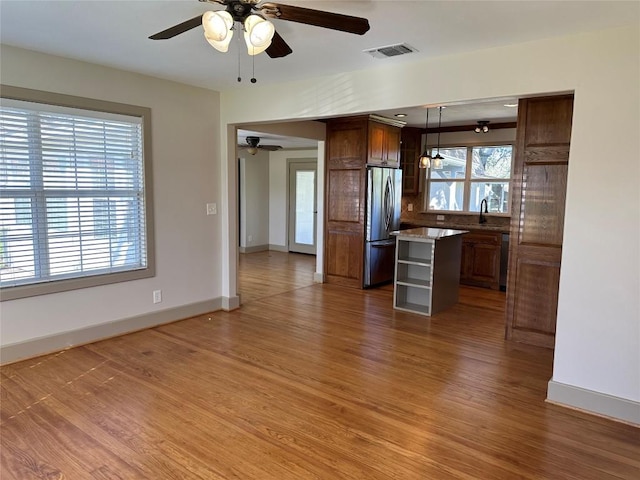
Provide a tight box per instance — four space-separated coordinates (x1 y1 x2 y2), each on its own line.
423 141 514 216
0 85 155 301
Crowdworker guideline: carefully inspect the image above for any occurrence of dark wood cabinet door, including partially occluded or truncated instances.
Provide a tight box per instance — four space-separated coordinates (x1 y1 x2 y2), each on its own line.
469 244 500 285
385 125 401 167
505 95 573 348
368 122 386 165
460 231 501 290
367 122 401 167
400 127 421 195
325 117 368 287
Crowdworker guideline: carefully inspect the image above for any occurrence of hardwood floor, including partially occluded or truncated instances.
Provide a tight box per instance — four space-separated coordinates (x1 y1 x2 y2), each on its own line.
1 252 638 479
238 251 316 304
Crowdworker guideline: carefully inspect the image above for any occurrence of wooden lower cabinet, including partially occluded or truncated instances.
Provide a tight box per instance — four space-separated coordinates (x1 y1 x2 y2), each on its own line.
460 231 502 290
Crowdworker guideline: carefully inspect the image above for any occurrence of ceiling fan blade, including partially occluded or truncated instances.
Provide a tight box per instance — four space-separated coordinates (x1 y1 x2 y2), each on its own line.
266 31 293 58
260 3 370 35
260 145 283 151
149 15 203 40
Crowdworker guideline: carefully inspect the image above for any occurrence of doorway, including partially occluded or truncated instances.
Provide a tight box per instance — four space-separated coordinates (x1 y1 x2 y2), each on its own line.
288 161 317 255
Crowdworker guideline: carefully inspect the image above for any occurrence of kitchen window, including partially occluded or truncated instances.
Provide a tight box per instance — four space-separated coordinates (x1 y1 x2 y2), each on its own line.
424 144 513 214
0 86 154 300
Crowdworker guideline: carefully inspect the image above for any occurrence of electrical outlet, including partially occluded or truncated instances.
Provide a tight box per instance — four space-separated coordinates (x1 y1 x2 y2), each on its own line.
248 235 253 242
437 215 445 221
206 203 217 215
153 290 162 304
407 203 414 212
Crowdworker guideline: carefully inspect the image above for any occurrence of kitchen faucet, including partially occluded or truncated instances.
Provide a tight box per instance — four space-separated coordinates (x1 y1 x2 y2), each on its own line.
479 198 488 224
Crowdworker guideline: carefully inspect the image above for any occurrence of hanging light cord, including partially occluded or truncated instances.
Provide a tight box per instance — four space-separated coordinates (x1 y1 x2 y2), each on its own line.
436 107 442 156
425 108 429 144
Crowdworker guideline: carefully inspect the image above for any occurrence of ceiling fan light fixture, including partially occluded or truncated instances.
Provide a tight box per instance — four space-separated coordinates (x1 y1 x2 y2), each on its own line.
202 10 234 52
244 15 275 55
246 146 258 155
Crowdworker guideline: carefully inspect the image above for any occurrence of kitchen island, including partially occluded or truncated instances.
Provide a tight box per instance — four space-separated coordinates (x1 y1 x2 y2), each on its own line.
391 227 467 316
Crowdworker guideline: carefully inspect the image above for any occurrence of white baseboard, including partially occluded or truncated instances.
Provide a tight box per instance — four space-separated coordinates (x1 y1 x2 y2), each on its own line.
547 379 640 426
222 295 240 311
0 298 222 366
239 245 269 253
268 244 288 252
313 272 324 283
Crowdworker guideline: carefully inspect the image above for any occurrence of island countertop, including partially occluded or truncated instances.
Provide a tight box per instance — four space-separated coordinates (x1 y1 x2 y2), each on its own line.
391 227 468 240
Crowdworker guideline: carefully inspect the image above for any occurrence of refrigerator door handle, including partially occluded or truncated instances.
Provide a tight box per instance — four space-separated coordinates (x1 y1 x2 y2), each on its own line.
383 176 394 232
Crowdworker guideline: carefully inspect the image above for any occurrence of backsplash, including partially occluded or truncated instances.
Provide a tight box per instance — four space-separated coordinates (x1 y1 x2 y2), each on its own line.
400 193 511 231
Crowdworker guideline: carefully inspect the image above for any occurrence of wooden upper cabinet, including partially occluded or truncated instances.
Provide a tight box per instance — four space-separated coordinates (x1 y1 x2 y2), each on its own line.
400 127 422 195
367 121 401 167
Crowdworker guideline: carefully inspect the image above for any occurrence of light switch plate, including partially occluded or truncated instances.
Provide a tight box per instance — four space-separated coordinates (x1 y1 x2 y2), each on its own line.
206 203 217 215
407 203 414 212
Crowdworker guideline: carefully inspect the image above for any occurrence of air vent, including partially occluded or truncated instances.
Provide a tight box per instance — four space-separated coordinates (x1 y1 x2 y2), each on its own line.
364 43 418 59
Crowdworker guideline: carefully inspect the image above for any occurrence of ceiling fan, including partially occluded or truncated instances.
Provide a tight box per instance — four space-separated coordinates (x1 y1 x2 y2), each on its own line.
149 0 370 60
239 136 282 155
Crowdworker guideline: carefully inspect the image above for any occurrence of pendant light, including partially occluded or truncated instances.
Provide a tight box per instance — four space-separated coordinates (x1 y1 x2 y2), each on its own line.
432 106 444 170
418 107 431 169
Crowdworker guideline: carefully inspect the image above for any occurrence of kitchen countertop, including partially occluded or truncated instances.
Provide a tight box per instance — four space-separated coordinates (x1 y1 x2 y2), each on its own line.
401 221 510 233
391 227 469 239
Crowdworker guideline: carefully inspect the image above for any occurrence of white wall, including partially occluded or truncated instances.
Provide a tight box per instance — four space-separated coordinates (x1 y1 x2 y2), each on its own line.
0 46 222 349
220 26 640 413
239 151 270 249
268 149 319 248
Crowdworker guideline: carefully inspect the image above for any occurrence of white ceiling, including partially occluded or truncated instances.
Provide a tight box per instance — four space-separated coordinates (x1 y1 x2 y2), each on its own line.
1 1 638 148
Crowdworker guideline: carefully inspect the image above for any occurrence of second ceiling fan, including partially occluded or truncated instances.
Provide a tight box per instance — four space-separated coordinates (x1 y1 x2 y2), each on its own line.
149 0 370 60
239 136 282 155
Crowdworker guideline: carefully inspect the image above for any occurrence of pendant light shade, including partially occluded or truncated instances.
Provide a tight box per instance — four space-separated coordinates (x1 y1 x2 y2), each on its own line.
418 107 431 169
244 15 275 55
419 152 431 169
202 10 234 52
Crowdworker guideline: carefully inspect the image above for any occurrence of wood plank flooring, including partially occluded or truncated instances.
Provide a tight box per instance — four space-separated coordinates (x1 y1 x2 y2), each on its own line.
2 251 639 479
238 251 316 304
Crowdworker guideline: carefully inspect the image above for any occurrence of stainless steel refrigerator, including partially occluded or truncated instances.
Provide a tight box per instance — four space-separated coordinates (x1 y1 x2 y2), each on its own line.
364 166 402 288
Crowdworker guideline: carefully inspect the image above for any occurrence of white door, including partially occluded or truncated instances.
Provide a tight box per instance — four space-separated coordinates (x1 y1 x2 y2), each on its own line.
288 161 317 255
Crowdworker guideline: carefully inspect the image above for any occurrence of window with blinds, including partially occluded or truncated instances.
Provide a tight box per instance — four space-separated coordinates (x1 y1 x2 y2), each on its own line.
0 90 153 299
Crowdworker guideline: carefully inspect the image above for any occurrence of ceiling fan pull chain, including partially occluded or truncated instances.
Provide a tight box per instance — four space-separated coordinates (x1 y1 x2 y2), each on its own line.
237 32 242 82
251 53 257 83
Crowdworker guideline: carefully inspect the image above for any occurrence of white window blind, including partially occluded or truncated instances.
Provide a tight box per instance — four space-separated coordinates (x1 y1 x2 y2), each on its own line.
0 99 148 291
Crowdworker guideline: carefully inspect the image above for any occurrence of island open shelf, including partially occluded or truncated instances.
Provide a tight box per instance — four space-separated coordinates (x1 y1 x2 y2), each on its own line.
391 227 467 316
